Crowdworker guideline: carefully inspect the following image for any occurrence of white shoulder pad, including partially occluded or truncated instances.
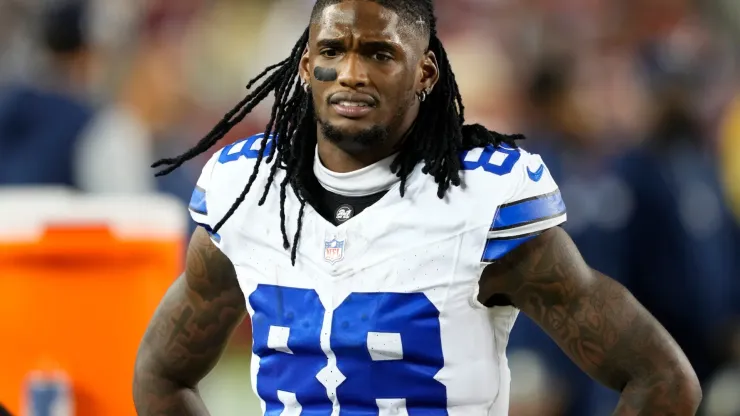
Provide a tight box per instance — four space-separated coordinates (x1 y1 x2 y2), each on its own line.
481 148 566 262
188 149 222 244
188 133 274 245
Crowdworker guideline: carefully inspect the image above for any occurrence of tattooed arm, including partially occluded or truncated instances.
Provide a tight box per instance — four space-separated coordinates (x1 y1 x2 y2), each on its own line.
133 227 246 415
480 227 701 416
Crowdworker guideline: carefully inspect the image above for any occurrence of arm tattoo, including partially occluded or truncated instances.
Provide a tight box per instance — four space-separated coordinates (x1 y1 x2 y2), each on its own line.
133 227 246 415
480 227 701 415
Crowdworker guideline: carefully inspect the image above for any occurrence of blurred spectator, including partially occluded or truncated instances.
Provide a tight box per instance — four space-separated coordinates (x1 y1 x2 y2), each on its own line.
0 0 93 188
613 74 737 388
39 0 97 96
75 1 203 196
75 36 184 194
507 54 632 416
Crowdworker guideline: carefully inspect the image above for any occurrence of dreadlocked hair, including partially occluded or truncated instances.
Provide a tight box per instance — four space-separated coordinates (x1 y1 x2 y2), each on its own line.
152 0 524 265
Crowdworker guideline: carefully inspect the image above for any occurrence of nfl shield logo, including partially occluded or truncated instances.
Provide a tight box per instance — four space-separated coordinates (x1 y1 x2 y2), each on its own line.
324 238 345 264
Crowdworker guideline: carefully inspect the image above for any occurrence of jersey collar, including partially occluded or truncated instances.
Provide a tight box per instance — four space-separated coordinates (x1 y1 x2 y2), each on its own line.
313 146 400 197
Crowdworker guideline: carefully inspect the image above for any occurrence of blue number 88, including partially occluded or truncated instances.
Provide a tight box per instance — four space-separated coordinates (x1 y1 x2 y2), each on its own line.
249 285 448 415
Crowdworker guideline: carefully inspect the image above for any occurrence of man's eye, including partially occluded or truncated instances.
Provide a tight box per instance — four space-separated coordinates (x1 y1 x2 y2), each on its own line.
374 53 392 61
321 49 339 58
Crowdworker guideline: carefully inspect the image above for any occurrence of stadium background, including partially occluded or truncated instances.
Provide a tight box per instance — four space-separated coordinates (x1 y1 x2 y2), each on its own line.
1 0 739 415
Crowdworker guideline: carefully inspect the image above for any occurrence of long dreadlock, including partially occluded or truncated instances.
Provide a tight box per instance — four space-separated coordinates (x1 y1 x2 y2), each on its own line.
152 0 524 265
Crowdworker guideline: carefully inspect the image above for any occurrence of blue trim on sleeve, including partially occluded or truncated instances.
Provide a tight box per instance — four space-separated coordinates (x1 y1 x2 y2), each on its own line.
481 232 541 262
491 190 566 231
189 186 208 215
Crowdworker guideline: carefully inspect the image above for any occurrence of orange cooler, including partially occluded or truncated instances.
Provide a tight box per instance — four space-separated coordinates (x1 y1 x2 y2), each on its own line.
0 189 187 415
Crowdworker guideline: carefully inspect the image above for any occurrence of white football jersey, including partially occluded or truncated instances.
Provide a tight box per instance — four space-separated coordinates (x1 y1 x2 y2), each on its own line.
189 134 567 415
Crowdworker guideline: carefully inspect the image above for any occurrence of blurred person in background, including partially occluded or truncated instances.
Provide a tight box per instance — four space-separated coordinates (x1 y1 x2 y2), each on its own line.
506 52 639 416
618 16 740 381
75 1 194 195
615 91 737 416
610 41 739 414
75 32 183 194
0 0 171 196
0 0 93 187
133 0 700 415
503 2 740 414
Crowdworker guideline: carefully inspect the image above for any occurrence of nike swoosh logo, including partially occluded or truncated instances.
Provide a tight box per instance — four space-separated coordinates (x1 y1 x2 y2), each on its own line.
527 164 545 182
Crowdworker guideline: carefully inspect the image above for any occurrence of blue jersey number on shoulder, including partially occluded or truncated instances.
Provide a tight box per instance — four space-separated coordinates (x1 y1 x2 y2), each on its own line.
218 134 273 164
460 145 520 176
250 285 448 415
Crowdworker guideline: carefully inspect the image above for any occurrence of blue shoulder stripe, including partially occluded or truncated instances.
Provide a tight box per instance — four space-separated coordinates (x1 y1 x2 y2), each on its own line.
481 231 541 262
189 186 207 215
491 189 565 231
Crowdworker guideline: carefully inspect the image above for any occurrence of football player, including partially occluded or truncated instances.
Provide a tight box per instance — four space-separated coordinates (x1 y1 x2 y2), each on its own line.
133 1 701 414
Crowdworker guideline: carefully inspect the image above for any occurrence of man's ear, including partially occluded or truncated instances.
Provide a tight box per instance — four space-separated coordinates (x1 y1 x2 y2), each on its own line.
299 47 311 85
419 50 440 93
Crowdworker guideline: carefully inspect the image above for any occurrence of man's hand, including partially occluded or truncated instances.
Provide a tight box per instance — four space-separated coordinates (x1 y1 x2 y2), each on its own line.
480 227 702 415
133 227 247 415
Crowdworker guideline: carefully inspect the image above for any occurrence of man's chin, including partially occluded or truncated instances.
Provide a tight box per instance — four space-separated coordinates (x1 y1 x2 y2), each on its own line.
324 116 374 132
319 119 389 150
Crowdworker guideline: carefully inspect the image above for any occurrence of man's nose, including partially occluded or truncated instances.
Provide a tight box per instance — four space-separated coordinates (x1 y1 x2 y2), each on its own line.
337 53 369 89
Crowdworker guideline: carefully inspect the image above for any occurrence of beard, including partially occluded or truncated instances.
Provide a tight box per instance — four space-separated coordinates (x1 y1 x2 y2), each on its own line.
317 118 391 152
312 89 416 154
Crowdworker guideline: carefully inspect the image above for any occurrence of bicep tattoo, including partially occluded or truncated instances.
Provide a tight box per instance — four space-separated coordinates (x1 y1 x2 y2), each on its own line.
480 227 693 395
137 227 246 386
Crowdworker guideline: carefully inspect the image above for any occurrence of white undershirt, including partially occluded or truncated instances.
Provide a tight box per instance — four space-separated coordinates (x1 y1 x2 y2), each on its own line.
313 146 400 197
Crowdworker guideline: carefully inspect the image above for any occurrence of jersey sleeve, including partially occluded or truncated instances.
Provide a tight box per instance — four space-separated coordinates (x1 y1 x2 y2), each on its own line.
188 152 222 245
481 151 566 263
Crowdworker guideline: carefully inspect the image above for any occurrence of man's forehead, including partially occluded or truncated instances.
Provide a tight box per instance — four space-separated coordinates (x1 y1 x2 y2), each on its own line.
310 2 427 48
